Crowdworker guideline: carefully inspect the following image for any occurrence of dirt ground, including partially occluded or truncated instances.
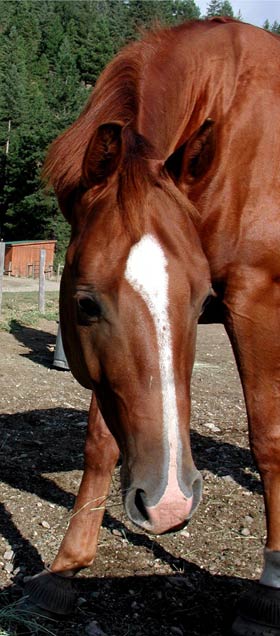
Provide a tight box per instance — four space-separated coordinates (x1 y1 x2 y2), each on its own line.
0 305 266 635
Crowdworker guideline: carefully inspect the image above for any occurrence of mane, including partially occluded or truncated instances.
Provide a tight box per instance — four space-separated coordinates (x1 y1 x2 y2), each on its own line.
110 128 159 239
43 47 144 206
43 17 241 228
116 125 200 238
43 18 216 200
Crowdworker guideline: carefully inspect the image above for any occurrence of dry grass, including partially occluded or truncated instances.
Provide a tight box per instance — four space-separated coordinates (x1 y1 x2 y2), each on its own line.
0 595 57 635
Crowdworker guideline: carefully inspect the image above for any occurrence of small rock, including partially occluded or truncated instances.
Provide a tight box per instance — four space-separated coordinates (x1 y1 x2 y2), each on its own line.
204 422 221 433
240 527 250 536
154 561 163 569
41 520 50 529
170 627 184 636
85 620 107 636
4 563 13 574
112 528 122 537
4 550 14 561
77 596 87 606
223 475 235 483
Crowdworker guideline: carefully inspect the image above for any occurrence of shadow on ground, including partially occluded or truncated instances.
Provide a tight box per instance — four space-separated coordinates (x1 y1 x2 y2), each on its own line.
0 405 261 635
8 320 57 368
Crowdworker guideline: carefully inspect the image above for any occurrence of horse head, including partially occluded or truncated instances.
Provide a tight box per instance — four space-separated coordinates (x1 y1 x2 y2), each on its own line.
58 121 212 534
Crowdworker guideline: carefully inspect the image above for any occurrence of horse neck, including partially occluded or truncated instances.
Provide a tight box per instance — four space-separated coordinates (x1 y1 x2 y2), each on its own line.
137 24 242 160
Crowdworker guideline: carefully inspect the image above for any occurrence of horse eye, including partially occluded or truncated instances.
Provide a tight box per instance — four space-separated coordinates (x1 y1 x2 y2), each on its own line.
76 294 102 323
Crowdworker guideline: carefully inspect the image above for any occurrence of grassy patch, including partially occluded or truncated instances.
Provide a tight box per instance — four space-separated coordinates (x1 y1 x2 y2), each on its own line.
0 292 59 332
0 597 56 635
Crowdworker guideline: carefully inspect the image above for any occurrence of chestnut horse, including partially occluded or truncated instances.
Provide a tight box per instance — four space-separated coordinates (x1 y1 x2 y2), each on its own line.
25 18 280 635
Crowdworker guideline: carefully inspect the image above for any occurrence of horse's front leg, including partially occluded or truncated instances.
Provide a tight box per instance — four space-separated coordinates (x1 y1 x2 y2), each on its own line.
224 272 280 635
24 394 119 616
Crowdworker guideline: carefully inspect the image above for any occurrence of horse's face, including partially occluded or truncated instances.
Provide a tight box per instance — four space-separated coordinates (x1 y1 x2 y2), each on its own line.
61 123 212 534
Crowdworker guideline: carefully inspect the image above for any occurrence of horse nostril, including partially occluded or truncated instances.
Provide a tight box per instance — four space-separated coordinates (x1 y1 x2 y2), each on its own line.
134 489 149 521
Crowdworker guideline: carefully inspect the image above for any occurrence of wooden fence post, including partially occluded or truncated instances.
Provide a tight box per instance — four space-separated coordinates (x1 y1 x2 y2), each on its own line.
0 242 5 315
39 249 46 313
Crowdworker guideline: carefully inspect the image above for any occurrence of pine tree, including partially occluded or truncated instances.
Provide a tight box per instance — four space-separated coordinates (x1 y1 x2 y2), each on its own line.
0 0 17 33
2 80 54 240
173 0 201 22
127 0 169 34
78 8 115 85
49 35 87 128
12 0 41 72
40 8 64 68
262 19 280 33
206 0 235 18
206 0 222 17
220 1 234 17
271 20 280 34
104 0 131 51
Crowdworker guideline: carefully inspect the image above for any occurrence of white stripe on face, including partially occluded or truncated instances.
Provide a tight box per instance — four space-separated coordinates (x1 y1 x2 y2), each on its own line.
124 234 182 499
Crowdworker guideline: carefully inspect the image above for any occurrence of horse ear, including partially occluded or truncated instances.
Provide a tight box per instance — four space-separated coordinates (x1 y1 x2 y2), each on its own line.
165 119 215 187
184 118 216 182
81 122 123 189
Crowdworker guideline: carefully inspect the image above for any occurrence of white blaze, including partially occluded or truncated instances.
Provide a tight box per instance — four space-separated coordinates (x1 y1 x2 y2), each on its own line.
125 234 180 489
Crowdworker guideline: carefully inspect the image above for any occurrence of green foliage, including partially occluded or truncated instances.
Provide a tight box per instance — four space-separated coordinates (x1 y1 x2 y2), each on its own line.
0 292 59 331
78 9 115 84
173 0 201 21
206 0 234 17
128 0 165 29
220 1 234 17
264 19 280 34
206 0 222 17
52 210 71 271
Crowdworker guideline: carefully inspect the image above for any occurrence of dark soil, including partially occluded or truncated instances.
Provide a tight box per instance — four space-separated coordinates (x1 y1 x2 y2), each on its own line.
0 319 266 635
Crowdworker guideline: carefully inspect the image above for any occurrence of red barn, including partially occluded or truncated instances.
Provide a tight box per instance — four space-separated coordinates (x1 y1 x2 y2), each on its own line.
4 240 56 278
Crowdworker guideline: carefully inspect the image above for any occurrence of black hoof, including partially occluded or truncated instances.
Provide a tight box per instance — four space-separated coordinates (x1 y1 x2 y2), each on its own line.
23 568 77 617
231 584 280 636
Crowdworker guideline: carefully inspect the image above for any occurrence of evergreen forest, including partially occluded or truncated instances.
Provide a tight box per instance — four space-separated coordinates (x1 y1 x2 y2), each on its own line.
0 0 278 264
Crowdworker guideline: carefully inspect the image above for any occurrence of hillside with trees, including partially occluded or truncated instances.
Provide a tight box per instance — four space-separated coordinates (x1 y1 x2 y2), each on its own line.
0 0 276 263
